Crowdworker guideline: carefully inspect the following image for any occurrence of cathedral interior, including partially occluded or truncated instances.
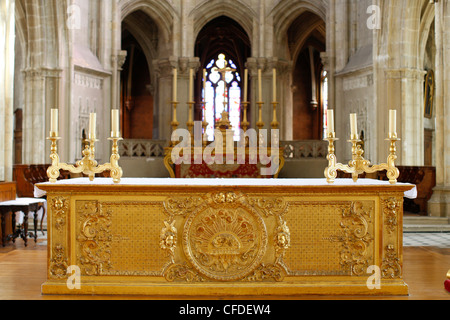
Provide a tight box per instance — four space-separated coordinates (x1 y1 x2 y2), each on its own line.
0 0 450 302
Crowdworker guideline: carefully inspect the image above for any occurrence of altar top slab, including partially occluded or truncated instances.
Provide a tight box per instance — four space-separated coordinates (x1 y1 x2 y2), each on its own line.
35 178 417 199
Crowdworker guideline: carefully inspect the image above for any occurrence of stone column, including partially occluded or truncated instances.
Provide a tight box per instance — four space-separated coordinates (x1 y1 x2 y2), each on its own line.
0 0 15 180
153 57 199 142
384 68 426 166
429 0 450 217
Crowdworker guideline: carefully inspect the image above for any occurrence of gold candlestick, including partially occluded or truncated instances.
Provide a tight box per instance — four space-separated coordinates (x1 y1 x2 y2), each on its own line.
170 101 179 147
271 101 279 130
241 101 250 131
241 101 250 146
47 133 123 184
256 101 265 130
324 132 400 184
187 101 195 146
256 101 265 146
201 101 208 147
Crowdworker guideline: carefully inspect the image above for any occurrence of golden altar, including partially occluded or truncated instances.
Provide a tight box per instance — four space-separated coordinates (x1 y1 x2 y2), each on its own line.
36 178 415 296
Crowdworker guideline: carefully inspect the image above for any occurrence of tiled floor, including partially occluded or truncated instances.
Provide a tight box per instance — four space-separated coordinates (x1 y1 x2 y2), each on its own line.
403 232 450 248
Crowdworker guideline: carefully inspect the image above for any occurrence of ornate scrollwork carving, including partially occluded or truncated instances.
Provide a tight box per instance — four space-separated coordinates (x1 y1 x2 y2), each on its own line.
248 197 289 217
50 196 69 231
77 202 112 276
163 196 204 217
382 197 401 234
381 245 402 279
242 264 285 282
164 263 205 282
212 191 238 204
162 191 291 283
160 220 177 264
274 217 290 265
182 191 268 281
49 244 69 279
327 202 373 276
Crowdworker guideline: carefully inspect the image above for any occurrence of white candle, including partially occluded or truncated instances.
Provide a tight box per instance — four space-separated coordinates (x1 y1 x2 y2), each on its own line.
203 69 207 101
350 113 358 138
173 68 177 102
327 109 334 134
189 68 193 102
243 69 248 102
273 68 277 102
50 109 58 135
89 113 96 139
111 109 119 137
258 69 262 102
389 109 397 136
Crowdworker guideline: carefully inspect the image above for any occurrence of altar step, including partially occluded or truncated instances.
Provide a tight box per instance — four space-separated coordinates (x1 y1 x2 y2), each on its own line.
403 216 450 233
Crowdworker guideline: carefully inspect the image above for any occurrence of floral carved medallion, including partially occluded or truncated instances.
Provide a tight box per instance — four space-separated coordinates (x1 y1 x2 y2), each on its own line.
182 192 268 281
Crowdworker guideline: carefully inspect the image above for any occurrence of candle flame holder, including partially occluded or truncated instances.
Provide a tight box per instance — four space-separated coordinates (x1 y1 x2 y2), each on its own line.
47 132 123 184
324 132 400 184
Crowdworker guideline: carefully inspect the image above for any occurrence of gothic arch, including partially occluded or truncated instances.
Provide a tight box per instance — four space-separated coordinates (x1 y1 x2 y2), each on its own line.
120 0 174 49
419 1 435 67
271 0 327 43
287 11 325 67
122 11 158 79
14 0 27 69
191 0 256 46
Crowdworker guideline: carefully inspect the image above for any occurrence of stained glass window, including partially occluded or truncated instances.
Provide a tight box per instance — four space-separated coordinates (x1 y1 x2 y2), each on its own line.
203 54 242 141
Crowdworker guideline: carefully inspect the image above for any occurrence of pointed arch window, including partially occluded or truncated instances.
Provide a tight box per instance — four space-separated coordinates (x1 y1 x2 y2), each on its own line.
203 54 242 141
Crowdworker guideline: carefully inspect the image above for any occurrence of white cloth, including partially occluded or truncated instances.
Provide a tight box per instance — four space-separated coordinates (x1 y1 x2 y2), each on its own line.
0 198 47 225
34 177 417 199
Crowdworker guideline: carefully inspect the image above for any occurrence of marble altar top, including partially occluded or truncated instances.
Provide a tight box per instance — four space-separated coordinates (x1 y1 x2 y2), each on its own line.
34 178 417 199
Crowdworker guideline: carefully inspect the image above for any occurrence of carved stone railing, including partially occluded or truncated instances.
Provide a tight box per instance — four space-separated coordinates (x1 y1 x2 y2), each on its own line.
119 139 167 158
280 140 328 159
119 139 327 160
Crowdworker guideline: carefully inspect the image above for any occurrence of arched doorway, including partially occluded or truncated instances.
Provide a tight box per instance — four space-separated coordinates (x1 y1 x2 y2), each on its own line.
120 10 157 139
288 11 326 140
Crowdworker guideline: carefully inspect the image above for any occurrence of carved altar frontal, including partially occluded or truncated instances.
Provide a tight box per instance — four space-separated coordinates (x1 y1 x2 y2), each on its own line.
37 178 415 296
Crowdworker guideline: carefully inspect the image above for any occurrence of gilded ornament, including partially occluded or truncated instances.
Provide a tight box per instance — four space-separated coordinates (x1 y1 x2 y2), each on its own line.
49 245 69 279
243 264 285 282
77 202 113 276
249 197 288 217
381 245 402 279
274 217 290 265
183 192 268 281
50 196 68 231
383 197 401 234
164 196 204 217
160 220 177 263
164 263 205 282
327 202 373 275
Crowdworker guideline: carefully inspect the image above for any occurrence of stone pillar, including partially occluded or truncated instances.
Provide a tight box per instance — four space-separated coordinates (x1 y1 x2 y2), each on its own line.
0 0 15 180
246 57 272 132
22 69 46 165
154 57 199 142
384 68 426 166
154 58 177 141
429 0 450 217
278 60 293 141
